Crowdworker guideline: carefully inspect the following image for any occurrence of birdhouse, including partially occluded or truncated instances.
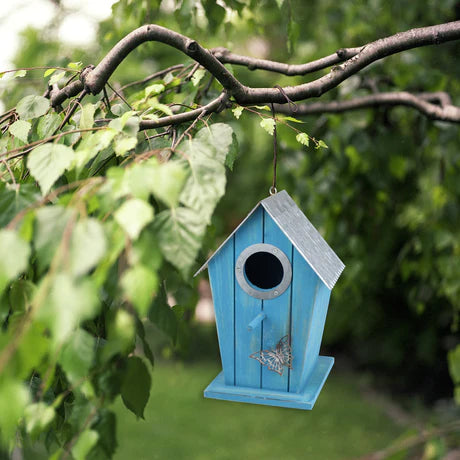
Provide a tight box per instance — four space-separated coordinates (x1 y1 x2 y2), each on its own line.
195 190 345 410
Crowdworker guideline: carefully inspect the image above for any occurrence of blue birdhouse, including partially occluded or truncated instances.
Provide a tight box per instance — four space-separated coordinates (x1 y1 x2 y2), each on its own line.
195 190 345 410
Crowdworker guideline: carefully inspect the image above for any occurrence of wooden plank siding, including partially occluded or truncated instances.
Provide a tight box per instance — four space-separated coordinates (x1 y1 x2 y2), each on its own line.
208 237 235 385
299 282 331 389
289 249 320 393
234 206 264 388
261 211 292 391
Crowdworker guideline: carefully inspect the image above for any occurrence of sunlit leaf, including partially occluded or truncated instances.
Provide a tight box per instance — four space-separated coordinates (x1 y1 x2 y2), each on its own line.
296 132 309 147
191 68 206 86
0 380 29 445
28 143 74 194
79 103 96 130
260 117 276 135
9 119 31 143
72 429 99 460
70 218 107 277
154 207 207 278
121 264 158 317
0 230 30 293
16 95 50 120
24 403 55 438
114 198 154 240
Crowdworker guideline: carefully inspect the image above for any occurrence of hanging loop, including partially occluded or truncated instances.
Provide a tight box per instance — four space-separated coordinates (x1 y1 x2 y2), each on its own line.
270 102 278 195
274 84 298 113
269 186 277 195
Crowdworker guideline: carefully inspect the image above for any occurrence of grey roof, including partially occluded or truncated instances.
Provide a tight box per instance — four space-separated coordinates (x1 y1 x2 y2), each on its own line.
194 190 345 290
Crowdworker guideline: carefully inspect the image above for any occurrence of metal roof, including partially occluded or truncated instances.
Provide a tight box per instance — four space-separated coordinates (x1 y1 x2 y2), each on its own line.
194 190 345 290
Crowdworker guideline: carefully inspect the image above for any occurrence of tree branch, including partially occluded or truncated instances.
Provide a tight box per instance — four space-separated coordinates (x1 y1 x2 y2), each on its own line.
46 21 460 126
211 46 362 75
275 91 460 122
138 91 229 130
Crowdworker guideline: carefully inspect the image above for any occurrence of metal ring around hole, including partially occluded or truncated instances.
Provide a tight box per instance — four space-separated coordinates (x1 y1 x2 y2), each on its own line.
269 186 277 196
235 243 292 300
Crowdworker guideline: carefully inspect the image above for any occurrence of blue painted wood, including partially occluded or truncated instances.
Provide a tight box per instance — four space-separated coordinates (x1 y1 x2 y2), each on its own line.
261 211 292 391
204 356 334 410
248 312 266 331
300 282 331 387
235 206 263 388
289 249 320 393
208 237 235 385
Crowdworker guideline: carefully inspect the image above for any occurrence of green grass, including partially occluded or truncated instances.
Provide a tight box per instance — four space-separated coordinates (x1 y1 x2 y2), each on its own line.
113 361 403 460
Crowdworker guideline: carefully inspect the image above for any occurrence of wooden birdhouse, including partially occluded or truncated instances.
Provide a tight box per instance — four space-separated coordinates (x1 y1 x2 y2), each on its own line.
195 190 345 410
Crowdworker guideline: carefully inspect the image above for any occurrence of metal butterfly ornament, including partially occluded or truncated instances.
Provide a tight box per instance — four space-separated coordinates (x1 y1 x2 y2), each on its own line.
249 335 293 376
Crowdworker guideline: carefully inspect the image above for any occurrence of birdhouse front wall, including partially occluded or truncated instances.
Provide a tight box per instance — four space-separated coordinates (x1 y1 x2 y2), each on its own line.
208 205 332 395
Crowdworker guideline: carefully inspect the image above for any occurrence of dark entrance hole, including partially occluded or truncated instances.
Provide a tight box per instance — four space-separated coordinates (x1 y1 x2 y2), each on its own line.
244 251 284 290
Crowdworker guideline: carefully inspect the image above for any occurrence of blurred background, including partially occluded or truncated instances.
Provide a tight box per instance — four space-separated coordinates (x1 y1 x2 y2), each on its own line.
2 1 460 458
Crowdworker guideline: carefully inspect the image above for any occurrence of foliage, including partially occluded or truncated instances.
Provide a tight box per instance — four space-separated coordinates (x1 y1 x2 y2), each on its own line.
0 53 235 454
1 0 460 457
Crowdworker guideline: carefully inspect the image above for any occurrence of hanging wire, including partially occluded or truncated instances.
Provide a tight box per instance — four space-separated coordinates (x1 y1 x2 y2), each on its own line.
269 86 298 196
269 102 278 196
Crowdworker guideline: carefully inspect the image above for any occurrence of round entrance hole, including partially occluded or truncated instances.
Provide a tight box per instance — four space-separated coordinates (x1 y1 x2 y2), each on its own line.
244 251 284 289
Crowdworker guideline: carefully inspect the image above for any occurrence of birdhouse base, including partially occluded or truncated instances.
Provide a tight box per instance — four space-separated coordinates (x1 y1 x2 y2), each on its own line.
204 356 334 410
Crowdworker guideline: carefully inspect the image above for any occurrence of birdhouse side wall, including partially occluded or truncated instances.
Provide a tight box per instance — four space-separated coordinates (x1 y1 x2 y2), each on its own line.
299 282 331 390
208 238 236 386
289 252 320 393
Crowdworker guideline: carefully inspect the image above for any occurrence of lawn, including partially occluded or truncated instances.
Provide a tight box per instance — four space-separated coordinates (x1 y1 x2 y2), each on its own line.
113 361 403 460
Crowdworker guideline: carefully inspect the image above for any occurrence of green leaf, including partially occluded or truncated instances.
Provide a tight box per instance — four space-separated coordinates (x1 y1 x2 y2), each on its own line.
37 113 61 138
448 345 460 384
149 284 177 342
114 198 154 240
9 279 36 314
154 207 207 278
16 95 50 119
109 111 140 136
0 230 30 294
260 117 276 135
145 83 165 97
28 143 74 194
287 19 300 54
24 402 55 438
146 98 173 116
317 139 328 149
225 132 239 171
281 115 303 123
296 132 310 147
232 105 244 120
149 160 188 208
0 183 39 227
179 123 234 224
43 68 56 77
67 61 83 70
121 356 151 419
103 310 136 360
114 136 137 156
74 129 117 169
13 69 27 78
121 265 158 317
72 429 99 460
202 0 226 33
9 120 31 143
191 68 206 87
0 380 29 445
70 218 107 277
59 328 95 384
49 71 66 86
34 205 72 273
79 103 96 130
37 274 99 344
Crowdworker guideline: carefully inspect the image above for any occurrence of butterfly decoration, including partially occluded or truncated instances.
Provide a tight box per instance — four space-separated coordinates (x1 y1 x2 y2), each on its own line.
249 335 293 376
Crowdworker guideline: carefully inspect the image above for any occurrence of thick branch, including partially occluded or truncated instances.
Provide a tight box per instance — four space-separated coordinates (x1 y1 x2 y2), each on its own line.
275 91 460 122
211 46 362 75
83 25 246 98
238 21 460 103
